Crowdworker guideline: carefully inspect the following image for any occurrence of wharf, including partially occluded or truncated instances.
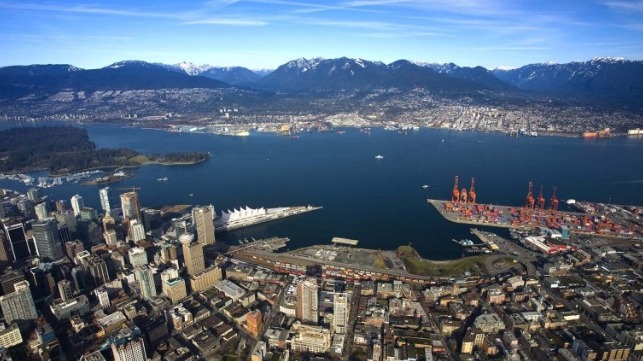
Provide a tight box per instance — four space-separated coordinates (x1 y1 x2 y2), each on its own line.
428 198 582 230
470 228 500 251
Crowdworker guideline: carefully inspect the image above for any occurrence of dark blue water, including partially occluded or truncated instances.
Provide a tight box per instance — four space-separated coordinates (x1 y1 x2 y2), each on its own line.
2 122 643 259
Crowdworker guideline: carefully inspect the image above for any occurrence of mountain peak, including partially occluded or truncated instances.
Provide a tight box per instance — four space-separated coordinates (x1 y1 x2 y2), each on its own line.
107 60 156 69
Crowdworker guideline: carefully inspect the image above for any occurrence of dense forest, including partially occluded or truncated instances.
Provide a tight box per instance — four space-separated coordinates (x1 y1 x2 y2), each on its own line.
0 126 209 174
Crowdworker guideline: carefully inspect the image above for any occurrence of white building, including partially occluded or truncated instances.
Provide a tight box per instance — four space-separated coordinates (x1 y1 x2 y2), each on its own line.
71 194 84 217
99 187 111 214
111 336 147 361
333 292 349 334
128 247 148 267
129 220 146 243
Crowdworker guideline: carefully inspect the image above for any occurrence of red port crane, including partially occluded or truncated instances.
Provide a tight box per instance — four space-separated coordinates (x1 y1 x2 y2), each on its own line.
549 186 559 212
468 178 477 204
452 176 460 204
460 188 468 204
525 182 535 210
536 185 546 210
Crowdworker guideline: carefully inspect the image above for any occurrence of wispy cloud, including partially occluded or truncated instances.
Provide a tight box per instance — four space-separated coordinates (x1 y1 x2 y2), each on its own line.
0 1 269 26
184 18 268 26
601 0 643 11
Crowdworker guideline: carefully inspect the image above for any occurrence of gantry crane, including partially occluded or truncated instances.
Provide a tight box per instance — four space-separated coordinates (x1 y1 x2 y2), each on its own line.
536 185 546 210
452 176 460 204
468 178 477 204
525 182 535 210
549 186 559 212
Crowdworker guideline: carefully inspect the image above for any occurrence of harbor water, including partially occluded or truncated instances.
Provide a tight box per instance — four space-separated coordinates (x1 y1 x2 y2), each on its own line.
1 122 643 259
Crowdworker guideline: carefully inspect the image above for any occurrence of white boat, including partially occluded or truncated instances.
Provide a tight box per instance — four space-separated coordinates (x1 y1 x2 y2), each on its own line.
422 185 429 189
157 177 168 182
375 155 384 159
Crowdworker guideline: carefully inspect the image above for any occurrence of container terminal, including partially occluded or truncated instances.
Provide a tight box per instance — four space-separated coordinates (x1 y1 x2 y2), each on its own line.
428 176 643 240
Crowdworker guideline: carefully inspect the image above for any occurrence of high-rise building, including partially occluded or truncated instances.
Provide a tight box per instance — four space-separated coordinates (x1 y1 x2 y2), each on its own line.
128 247 148 268
135 265 156 300
0 280 38 325
2 220 33 260
55 200 66 213
104 229 118 247
111 334 148 361
31 218 64 261
192 205 215 245
120 191 140 221
0 230 12 269
55 211 77 233
94 286 110 309
246 309 263 338
57 279 73 302
71 267 86 293
296 278 319 324
333 292 350 334
17 199 35 220
141 209 162 233
0 270 25 297
180 234 204 276
163 277 187 304
34 202 49 220
188 266 222 293
87 256 110 287
57 223 72 245
71 194 84 217
28 264 56 298
129 220 146 243
65 240 84 260
27 188 40 202
99 187 111 214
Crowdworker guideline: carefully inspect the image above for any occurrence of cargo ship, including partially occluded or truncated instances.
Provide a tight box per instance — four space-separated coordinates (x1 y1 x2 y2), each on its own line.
214 205 322 233
583 128 610 138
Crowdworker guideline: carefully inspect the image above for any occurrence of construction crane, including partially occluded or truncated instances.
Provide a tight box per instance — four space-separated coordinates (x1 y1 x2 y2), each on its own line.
549 186 559 212
468 178 477 204
451 176 460 204
525 182 535 210
536 185 546 210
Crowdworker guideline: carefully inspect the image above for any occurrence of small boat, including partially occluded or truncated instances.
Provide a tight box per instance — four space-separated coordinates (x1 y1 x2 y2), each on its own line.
422 185 430 189
157 177 168 182
375 155 384 159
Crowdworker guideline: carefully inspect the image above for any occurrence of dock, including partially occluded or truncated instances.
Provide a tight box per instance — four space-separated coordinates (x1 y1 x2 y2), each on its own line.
470 228 500 251
427 198 581 230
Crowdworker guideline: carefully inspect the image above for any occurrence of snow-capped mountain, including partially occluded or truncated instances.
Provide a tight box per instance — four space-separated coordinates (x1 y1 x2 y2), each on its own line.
254 57 495 92
492 58 643 99
415 62 515 91
158 62 266 84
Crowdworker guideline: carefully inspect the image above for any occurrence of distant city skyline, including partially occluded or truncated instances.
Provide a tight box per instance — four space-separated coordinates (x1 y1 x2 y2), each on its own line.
0 0 642 70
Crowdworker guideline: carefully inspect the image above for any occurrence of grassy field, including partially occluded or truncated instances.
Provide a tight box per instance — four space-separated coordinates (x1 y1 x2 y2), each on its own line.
397 245 487 277
129 155 151 164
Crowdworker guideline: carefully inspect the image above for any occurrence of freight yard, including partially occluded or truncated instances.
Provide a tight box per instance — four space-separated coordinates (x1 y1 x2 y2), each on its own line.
429 176 643 240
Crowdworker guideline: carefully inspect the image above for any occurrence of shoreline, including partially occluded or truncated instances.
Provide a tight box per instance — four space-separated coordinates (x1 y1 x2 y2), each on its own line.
1 152 211 178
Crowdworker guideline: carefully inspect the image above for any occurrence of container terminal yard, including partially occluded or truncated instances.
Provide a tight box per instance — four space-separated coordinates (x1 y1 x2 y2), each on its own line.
428 176 643 240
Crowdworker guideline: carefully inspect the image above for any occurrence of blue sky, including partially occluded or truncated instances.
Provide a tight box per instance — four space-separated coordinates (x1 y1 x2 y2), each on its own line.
1 0 642 69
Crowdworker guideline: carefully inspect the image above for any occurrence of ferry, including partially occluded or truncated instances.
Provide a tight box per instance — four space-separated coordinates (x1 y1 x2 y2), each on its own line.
375 155 384 159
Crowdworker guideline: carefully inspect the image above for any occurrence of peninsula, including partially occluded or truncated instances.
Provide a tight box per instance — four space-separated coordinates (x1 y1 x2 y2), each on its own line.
0 126 210 175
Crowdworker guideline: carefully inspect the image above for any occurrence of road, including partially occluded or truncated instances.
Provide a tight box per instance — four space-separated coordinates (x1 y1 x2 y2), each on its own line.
341 284 361 360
